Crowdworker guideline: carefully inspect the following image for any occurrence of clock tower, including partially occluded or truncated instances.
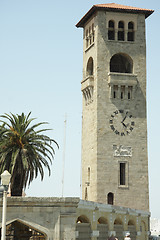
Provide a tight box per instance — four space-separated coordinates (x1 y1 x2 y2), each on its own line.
76 3 153 211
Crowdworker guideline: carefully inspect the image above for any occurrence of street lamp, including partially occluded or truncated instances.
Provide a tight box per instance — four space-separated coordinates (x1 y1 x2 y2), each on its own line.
0 170 11 240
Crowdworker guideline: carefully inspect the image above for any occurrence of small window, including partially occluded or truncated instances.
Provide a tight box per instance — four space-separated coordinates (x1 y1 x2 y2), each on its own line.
128 22 134 41
113 85 118 98
107 192 114 205
89 26 92 45
120 163 126 185
128 86 133 99
128 92 131 99
86 30 89 48
121 86 125 99
85 23 95 49
108 20 115 40
88 167 90 183
85 187 88 200
92 24 94 42
118 21 124 41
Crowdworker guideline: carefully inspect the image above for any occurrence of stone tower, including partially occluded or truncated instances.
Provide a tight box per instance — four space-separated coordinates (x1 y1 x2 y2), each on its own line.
76 3 153 211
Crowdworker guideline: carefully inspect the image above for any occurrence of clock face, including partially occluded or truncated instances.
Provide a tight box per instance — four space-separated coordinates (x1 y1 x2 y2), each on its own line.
109 109 135 136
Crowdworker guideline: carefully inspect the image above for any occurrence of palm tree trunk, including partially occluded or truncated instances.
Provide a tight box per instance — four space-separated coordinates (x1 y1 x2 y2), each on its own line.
10 158 25 196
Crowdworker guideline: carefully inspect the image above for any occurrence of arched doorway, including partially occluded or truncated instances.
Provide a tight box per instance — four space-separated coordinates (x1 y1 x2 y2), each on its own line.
128 220 136 240
76 215 91 240
114 219 124 240
97 217 108 240
1 220 46 239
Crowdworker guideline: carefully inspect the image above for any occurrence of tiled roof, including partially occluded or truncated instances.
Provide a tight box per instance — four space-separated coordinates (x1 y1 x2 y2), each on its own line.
94 3 153 12
76 3 154 28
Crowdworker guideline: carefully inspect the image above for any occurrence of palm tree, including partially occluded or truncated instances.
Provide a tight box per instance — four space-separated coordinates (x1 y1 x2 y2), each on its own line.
0 112 59 196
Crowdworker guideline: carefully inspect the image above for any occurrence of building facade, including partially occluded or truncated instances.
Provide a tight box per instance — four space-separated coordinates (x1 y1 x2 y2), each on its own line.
76 3 153 211
0 197 150 240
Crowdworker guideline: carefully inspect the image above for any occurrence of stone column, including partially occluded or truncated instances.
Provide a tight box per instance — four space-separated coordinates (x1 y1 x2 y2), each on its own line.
125 30 128 41
125 86 128 100
60 214 77 240
118 85 121 99
115 30 118 41
91 211 99 240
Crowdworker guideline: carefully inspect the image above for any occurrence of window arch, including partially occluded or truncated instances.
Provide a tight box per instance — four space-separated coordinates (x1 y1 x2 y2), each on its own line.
110 53 133 73
118 21 124 41
107 192 114 205
98 217 108 224
86 57 94 76
76 215 90 223
108 20 115 40
114 218 123 225
128 22 134 41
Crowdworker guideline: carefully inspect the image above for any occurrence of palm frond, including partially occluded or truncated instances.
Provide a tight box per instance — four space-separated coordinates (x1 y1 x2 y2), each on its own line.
0 112 58 196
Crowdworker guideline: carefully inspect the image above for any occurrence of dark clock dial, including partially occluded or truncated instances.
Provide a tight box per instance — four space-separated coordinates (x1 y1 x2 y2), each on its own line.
109 109 135 136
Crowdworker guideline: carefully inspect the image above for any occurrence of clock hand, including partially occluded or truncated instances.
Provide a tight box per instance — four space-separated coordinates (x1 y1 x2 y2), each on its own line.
121 112 128 123
121 116 127 123
122 122 127 128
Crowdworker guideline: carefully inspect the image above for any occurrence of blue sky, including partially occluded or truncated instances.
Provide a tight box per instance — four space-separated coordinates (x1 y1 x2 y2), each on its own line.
0 0 159 219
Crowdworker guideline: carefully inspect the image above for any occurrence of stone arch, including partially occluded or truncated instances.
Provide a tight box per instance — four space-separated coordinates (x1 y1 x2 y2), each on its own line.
127 220 136 240
76 215 90 223
110 53 133 73
86 57 94 76
0 218 50 240
76 215 91 240
98 217 108 224
114 218 124 240
114 218 123 225
97 217 108 240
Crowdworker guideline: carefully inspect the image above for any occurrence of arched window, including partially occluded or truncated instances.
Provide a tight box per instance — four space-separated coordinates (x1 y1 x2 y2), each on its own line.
118 21 124 41
89 26 91 45
108 20 115 40
110 53 133 73
107 192 114 205
92 23 94 42
86 29 89 48
128 22 134 41
86 57 94 76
